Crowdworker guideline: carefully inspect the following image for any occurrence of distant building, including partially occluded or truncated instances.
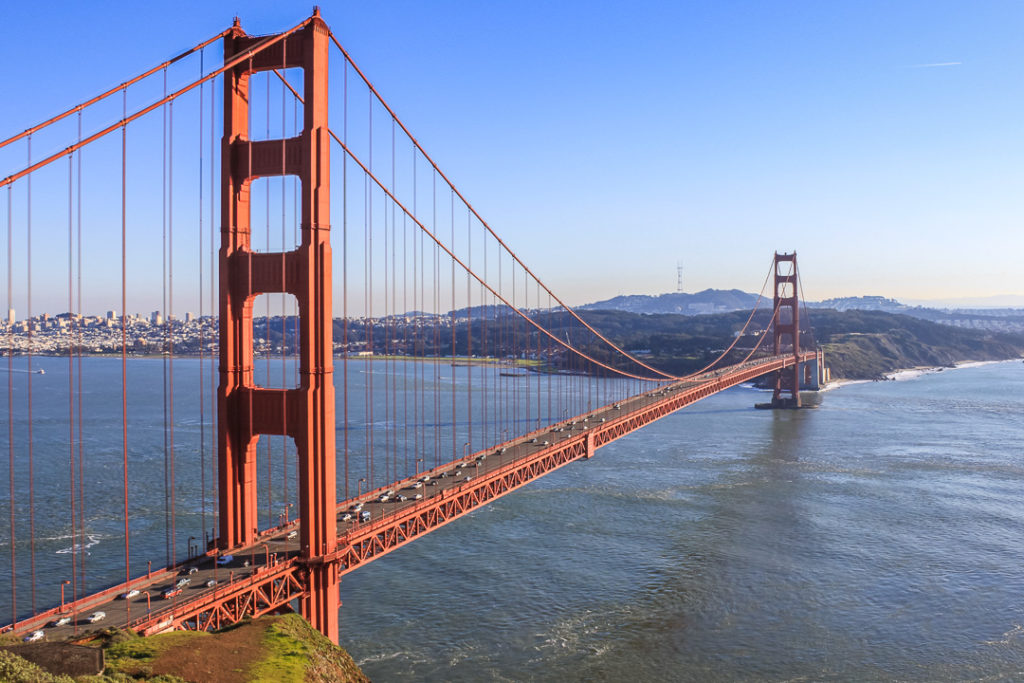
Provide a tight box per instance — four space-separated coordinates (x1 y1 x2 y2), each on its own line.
185 312 195 322
151 311 162 326
106 310 116 320
6 308 13 324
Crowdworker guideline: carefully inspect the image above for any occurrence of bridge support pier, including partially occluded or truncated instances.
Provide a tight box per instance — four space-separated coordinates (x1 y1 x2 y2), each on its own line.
218 11 339 642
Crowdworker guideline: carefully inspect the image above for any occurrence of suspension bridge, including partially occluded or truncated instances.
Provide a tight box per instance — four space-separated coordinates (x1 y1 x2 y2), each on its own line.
1 10 822 644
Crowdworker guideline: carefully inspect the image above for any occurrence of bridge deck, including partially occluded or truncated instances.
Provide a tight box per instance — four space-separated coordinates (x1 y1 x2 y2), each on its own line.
6 351 817 639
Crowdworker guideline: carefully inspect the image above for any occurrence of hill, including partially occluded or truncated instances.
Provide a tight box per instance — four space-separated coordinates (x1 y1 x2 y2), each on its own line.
579 289 760 315
560 308 1024 380
0 613 369 683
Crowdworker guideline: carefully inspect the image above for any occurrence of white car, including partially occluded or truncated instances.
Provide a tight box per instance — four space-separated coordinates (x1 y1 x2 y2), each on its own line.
378 494 390 503
120 589 140 600
351 502 364 512
216 554 233 566
341 513 353 521
286 530 298 540
205 579 218 588
49 616 71 627
396 494 408 502
419 475 431 482
413 493 423 500
359 511 371 522
87 611 106 623
24 630 44 642
412 482 423 489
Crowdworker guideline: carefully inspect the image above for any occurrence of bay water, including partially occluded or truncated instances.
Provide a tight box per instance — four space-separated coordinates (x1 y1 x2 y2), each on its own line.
2 358 1023 681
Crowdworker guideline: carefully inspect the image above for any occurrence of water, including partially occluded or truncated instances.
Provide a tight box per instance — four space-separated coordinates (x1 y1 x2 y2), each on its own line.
338 361 1024 681
3 359 1024 681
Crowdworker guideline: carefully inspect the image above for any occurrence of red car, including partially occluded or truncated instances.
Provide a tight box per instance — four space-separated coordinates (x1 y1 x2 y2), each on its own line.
162 587 182 599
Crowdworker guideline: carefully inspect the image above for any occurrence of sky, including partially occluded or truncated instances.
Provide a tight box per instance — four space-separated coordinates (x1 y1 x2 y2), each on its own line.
1 0 1022 314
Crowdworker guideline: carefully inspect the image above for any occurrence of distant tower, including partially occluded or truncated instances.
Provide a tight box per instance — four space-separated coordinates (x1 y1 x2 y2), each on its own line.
6 308 13 325
676 262 684 293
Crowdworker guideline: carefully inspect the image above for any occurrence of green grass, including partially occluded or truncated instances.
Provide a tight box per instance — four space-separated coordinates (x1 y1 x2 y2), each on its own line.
103 629 208 679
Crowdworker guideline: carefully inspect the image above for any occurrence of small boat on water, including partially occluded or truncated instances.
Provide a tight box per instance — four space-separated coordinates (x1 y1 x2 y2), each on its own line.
36 369 45 375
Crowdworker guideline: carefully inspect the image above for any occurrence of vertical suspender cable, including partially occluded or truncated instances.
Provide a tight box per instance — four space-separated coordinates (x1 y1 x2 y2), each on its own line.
209 72 217 543
6 184 15 625
120 86 131 619
75 111 86 599
450 190 455 463
67 155 78 616
198 48 207 549
342 59 349 500
246 56 254 535
265 70 273 526
280 41 288 513
390 118 397 483
466 207 472 453
168 94 177 564
26 135 37 616
367 90 374 489
161 67 170 565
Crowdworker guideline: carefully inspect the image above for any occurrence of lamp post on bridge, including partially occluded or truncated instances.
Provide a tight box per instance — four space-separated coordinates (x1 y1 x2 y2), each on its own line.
188 536 197 558
60 580 70 614
358 478 367 498
415 458 423 476
141 591 151 619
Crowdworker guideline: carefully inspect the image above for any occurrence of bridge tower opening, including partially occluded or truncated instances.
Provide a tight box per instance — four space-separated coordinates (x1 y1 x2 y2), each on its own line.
769 251 801 408
218 11 338 640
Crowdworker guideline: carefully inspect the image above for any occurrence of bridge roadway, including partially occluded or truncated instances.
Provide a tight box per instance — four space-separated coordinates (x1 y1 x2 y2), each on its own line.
6 351 817 639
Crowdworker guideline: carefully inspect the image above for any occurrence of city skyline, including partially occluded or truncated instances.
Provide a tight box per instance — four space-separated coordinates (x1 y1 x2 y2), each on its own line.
1 1 1021 314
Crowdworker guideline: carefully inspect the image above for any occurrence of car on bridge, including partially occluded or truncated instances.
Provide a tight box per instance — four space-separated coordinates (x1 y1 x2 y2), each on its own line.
162 587 182 599
216 555 233 566
87 611 106 623
287 530 298 540
119 589 140 600
359 511 371 522
49 616 71 628
24 630 44 642
176 577 191 588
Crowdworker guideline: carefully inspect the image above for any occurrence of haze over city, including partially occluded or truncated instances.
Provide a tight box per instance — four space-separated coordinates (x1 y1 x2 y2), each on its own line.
1 0 1021 314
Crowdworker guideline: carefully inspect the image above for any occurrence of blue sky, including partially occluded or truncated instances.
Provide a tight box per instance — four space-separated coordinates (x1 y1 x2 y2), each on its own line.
1 1 1021 312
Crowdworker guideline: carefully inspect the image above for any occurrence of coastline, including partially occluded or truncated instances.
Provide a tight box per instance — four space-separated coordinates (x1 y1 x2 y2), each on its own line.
822 357 1020 391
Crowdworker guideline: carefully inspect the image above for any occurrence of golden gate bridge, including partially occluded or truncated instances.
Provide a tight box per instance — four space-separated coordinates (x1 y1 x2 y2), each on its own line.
1 10 821 643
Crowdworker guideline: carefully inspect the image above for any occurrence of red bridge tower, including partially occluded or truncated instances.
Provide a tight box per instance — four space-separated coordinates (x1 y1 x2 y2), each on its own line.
218 12 338 640
770 251 802 408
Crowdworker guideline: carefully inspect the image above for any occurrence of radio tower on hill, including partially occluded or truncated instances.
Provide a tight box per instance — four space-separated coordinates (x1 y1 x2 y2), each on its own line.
676 262 684 293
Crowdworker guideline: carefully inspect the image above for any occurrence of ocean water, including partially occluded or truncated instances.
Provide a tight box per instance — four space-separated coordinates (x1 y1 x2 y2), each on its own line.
2 359 1024 681
338 360 1024 681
